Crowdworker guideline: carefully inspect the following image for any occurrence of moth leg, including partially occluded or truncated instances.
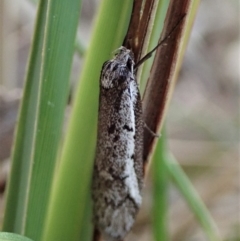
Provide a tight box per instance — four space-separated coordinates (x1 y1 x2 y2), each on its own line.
144 123 160 138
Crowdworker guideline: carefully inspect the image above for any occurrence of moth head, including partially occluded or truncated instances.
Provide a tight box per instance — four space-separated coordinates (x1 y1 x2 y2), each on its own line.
113 46 134 69
101 47 135 89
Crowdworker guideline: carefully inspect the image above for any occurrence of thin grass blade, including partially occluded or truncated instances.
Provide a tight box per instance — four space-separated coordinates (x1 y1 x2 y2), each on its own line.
166 154 221 241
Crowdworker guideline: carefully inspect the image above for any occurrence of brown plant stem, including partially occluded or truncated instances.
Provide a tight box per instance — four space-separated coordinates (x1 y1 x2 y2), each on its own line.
123 0 155 62
142 0 191 163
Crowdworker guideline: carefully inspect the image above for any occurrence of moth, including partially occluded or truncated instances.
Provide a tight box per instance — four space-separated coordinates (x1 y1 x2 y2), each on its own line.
92 16 185 241
92 46 143 241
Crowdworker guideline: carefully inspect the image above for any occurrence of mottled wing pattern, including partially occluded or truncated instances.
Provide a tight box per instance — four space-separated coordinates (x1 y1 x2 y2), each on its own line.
92 47 143 241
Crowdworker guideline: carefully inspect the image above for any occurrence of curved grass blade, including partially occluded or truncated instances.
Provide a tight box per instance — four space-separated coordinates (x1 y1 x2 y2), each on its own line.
166 154 221 241
42 1 133 241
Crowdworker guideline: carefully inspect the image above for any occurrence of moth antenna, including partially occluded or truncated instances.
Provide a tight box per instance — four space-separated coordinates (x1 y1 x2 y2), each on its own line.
134 14 186 69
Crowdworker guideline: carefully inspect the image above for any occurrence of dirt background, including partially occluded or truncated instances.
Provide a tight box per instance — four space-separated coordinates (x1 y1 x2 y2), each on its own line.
0 0 239 240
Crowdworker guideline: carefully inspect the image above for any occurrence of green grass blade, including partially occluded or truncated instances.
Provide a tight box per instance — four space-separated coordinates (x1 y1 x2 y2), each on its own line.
145 1 220 239
165 154 221 241
152 129 169 241
24 0 82 239
3 0 82 240
0 233 34 241
3 0 48 233
139 0 170 94
42 1 133 241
